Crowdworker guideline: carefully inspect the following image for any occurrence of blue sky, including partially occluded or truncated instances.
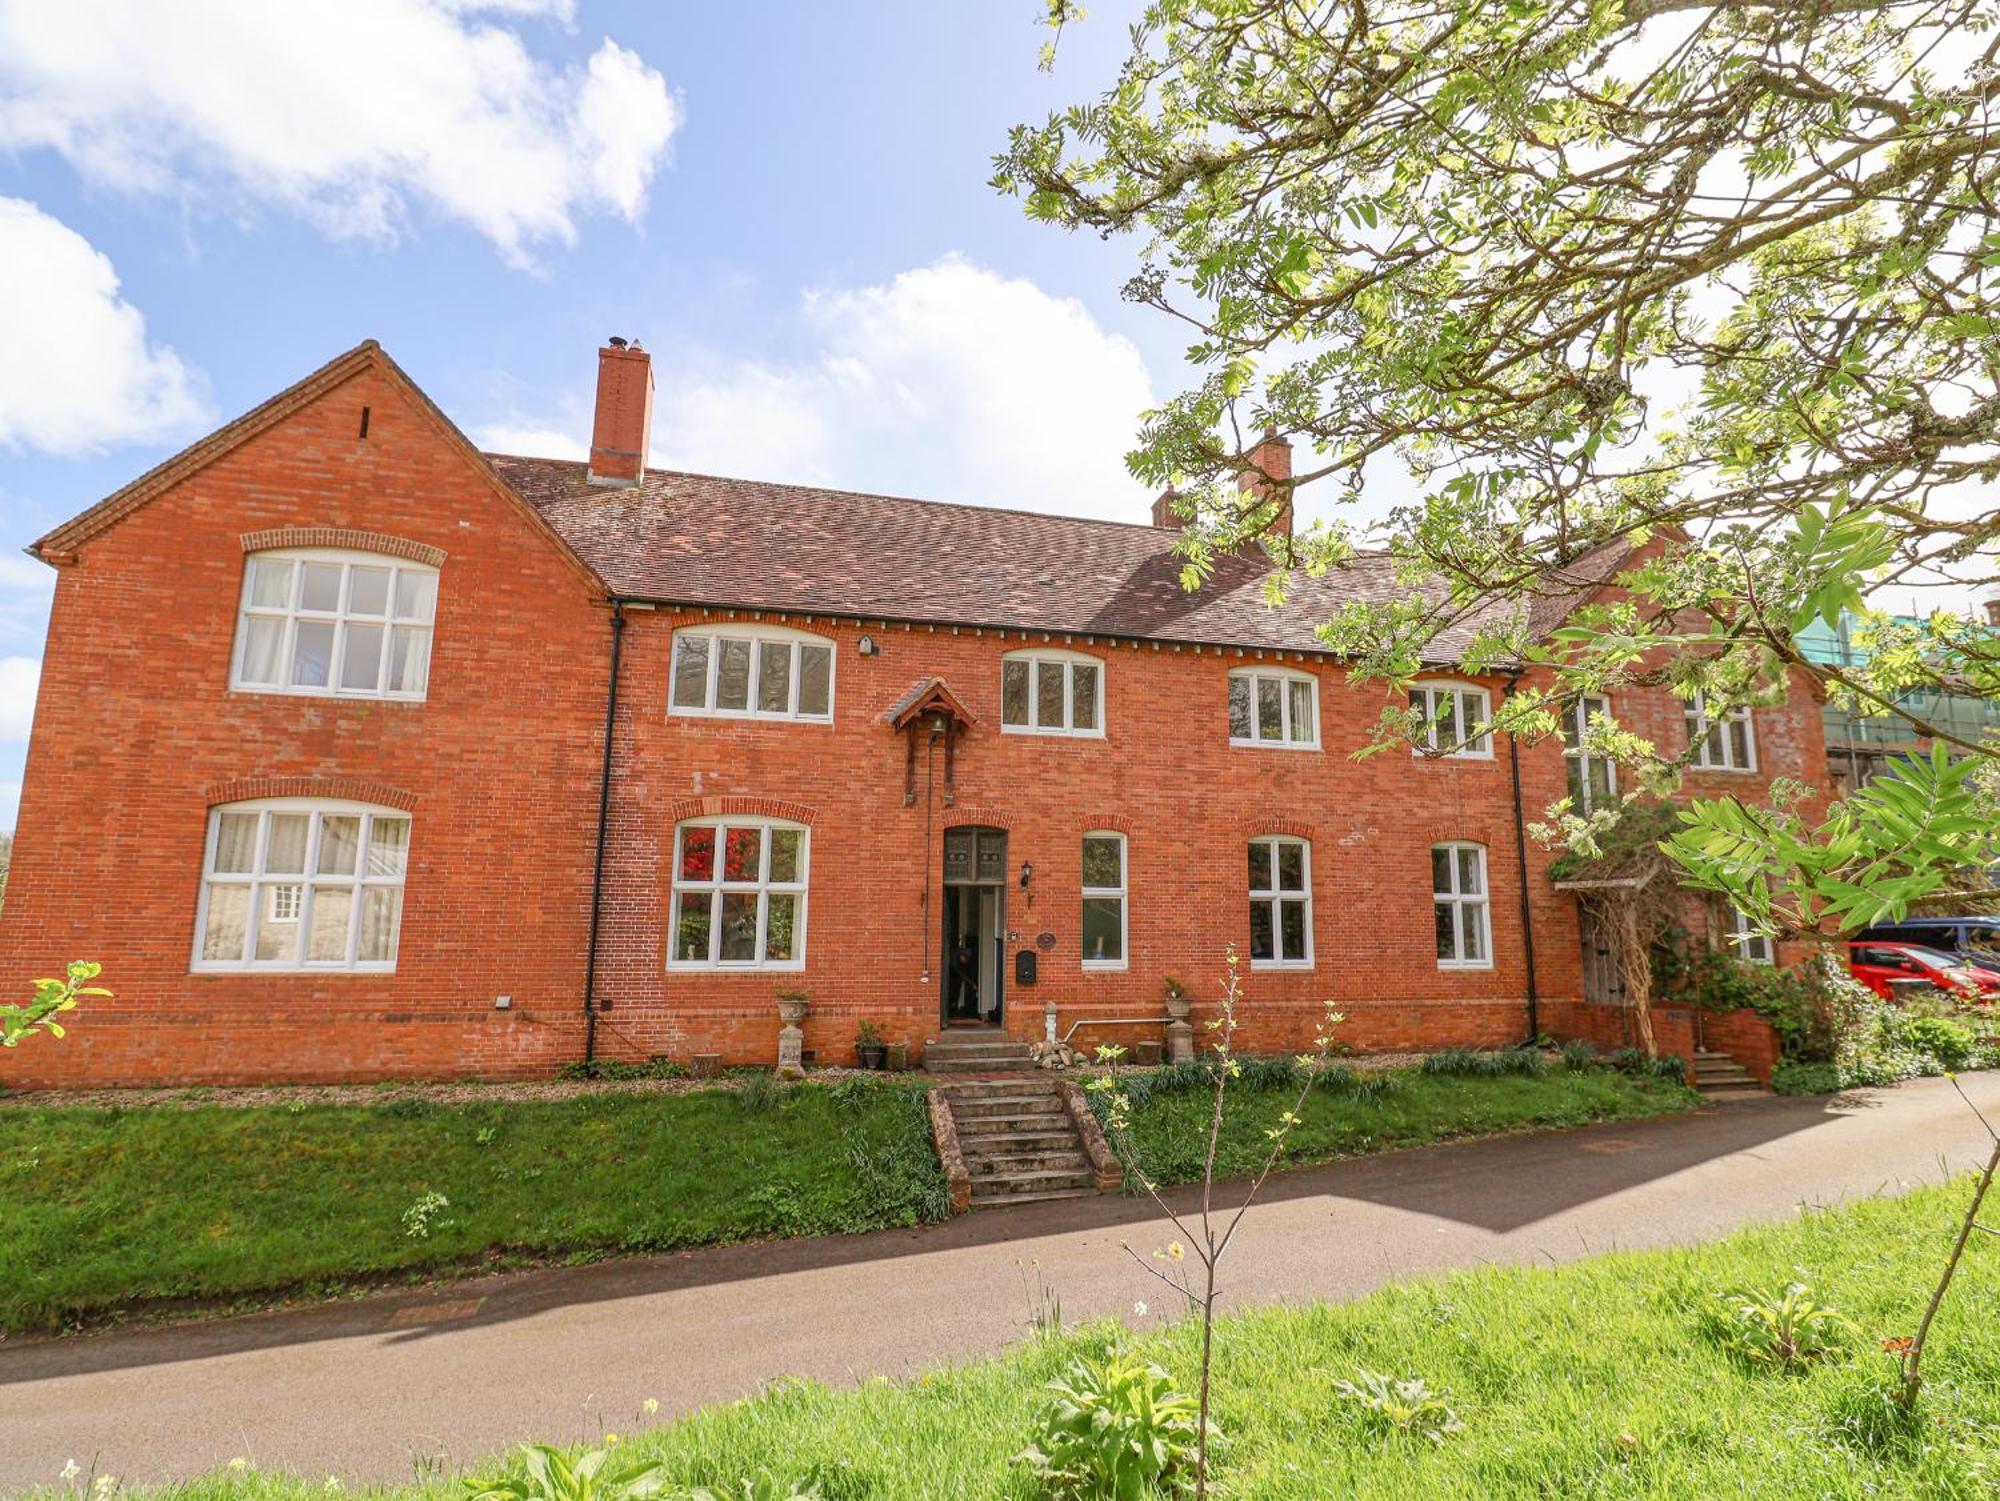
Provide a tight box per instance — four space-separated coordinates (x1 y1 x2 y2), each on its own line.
0 0 1237 832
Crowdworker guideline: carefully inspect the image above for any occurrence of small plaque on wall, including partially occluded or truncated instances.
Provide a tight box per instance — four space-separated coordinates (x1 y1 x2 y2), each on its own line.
1036 931 1057 952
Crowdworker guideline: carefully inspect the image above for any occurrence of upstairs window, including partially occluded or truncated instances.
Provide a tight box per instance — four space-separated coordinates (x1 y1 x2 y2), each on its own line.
1564 695 1617 814
1410 682 1493 758
670 818 809 970
1687 691 1756 772
232 551 437 700
194 800 410 972
670 627 834 722
1433 842 1491 969
1081 832 1128 970
1001 650 1103 737
1228 668 1319 748
1247 835 1312 968
1726 905 1775 965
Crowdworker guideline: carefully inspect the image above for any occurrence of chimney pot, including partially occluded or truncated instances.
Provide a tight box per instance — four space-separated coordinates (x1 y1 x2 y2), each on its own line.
587 338 654 488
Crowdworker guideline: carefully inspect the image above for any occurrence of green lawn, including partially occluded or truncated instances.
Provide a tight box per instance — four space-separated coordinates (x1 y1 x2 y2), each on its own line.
1103 1061 1696 1185
0 1078 948 1334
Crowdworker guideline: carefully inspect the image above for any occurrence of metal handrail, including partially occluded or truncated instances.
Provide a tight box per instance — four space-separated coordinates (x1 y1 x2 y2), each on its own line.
1058 1014 1172 1047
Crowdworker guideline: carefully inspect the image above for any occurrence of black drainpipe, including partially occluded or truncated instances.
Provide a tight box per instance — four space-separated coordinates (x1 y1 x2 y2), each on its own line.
582 601 628 1066
1503 670 1541 1043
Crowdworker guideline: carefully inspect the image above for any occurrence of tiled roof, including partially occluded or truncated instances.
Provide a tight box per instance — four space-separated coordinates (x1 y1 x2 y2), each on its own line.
487 455 1633 665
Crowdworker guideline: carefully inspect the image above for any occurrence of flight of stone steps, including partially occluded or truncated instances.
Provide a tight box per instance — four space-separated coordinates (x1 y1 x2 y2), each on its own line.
1692 1048 1768 1099
943 1076 1100 1207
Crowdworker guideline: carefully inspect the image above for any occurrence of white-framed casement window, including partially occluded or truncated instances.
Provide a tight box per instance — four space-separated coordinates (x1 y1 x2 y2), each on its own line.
1687 691 1756 772
193 800 410 972
1410 681 1493 758
1563 694 1617 814
669 626 834 723
1247 835 1313 968
1081 832 1128 969
669 817 809 970
1228 667 1319 749
1433 842 1492 969
232 551 438 700
1001 649 1103 737
1726 904 1775 965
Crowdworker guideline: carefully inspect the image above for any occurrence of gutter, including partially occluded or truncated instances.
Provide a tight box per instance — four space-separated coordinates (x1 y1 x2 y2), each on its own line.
1503 670 1542 1043
582 600 630 1066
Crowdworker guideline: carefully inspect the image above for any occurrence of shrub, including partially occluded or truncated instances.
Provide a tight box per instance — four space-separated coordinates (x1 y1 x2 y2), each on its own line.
1609 1047 1693 1084
1772 1060 1844 1096
1709 1282 1854 1371
1560 1039 1599 1071
738 1069 781 1115
556 1057 690 1082
1333 1369 1464 1445
1655 938 1816 1053
1015 1353 1209 1498
463 1444 667 1501
1420 1048 1544 1078
1893 1015 1977 1070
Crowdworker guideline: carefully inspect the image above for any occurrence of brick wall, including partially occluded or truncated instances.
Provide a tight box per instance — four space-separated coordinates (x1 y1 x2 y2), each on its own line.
1543 1000 1782 1087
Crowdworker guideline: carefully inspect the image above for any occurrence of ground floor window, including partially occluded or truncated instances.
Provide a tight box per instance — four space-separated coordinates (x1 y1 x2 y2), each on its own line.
1726 904 1775 965
194 800 409 971
670 818 809 970
1248 835 1312 967
1081 832 1127 969
1433 842 1491 969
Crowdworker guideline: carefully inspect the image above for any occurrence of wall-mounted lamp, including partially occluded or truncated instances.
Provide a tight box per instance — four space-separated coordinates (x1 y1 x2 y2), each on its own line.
1019 861 1034 890
857 634 878 656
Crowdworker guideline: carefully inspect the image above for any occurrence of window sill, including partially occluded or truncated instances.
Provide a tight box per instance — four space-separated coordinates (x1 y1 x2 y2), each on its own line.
1250 959 1315 972
668 706 834 725
1229 737 1321 752
1435 960 1495 972
1081 961 1129 973
999 724 1106 739
1689 764 1759 775
191 963 398 976
229 685 428 704
667 961 809 974
1413 749 1495 762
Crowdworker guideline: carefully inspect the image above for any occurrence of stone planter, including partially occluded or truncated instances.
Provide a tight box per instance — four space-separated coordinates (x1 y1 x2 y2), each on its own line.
884 1042 910 1072
1134 1038 1163 1066
776 993 810 1078
1164 988 1195 1064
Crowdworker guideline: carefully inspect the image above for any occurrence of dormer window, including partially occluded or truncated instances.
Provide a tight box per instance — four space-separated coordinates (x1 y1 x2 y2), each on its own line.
670 626 834 722
1000 649 1103 737
232 551 437 700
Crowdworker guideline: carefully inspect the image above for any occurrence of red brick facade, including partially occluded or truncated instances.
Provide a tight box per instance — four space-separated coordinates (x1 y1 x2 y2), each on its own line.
0 344 1829 1087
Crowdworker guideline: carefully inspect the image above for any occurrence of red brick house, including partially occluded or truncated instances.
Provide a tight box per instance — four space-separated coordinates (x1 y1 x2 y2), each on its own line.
0 339 1827 1087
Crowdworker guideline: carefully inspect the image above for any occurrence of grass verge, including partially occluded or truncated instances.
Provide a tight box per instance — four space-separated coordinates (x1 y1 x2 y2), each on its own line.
0 1076 948 1334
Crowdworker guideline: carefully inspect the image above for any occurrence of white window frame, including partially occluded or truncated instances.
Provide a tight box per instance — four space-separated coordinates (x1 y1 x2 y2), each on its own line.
668 817 810 972
230 549 437 702
1563 694 1617 814
1726 905 1775 965
1247 834 1314 970
1080 831 1129 971
191 799 411 973
1228 667 1320 749
668 625 835 724
1000 649 1105 738
1410 680 1494 759
1687 691 1757 772
1433 841 1493 971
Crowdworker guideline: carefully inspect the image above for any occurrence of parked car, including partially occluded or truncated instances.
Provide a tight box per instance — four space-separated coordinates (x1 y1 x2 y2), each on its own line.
1848 941 2000 1003
1855 916 2000 968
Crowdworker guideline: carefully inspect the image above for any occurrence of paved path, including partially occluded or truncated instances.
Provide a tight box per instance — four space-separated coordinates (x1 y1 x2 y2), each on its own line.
5 1076 1996 1491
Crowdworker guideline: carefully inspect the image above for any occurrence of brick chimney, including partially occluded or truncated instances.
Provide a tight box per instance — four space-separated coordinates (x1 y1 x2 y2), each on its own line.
1150 485 1182 529
1237 424 1294 540
587 337 654 488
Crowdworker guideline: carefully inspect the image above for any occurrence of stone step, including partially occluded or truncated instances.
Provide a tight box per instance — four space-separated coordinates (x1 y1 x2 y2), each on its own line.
1695 1063 1753 1079
950 1094 1069 1119
969 1185 1098 1208
970 1167 1097 1198
927 1057 1036 1074
1700 1082 1770 1099
946 1076 1061 1093
927 1035 1032 1053
968 1152 1091 1176
953 1128 1078 1150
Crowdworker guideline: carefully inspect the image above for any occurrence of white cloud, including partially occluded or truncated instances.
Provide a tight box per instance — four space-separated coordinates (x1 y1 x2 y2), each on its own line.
645 256 1159 516
0 1 679 266
0 656 38 741
0 199 209 455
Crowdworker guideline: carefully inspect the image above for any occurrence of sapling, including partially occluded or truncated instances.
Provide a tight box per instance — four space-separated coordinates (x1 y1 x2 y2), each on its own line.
1891 1075 2000 1409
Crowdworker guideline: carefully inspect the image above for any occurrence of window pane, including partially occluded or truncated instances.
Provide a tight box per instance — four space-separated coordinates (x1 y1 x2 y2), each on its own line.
1257 677 1282 740
718 892 759 961
239 616 285 685
944 828 972 882
1457 847 1481 895
1459 692 1485 751
1729 716 1751 768
1071 662 1098 731
673 890 713 962
1587 757 1614 808
1567 757 1588 810
678 825 715 882
291 620 335 687
1462 903 1485 962
1036 660 1065 728
723 826 761 882
1249 900 1275 961
308 886 354 961
1435 690 1459 747
394 571 437 623
248 557 293 609
1081 835 1121 890
756 639 792 714
975 833 1006 882
672 636 710 709
769 827 802 884
367 818 410 878
1432 846 1453 895
1436 902 1457 961
715 638 752 710
1275 839 1304 892
764 893 797 962
1083 897 1123 963
201 885 251 962
1002 661 1029 726
213 812 260 874
317 814 361 875
254 885 301 961
339 623 384 691
265 813 309 874
358 886 402 963
1288 679 1314 742
387 627 430 694
1228 676 1252 739
1248 841 1273 894
798 645 832 717
1280 899 1307 960
1707 720 1727 766
1409 688 1428 746
347 567 390 616
299 562 342 612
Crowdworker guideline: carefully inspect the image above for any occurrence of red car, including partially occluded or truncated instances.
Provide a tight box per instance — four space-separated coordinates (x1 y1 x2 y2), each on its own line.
1848 941 2000 1003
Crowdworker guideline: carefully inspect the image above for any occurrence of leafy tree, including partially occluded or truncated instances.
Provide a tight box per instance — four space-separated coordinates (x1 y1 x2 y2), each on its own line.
997 0 2000 926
